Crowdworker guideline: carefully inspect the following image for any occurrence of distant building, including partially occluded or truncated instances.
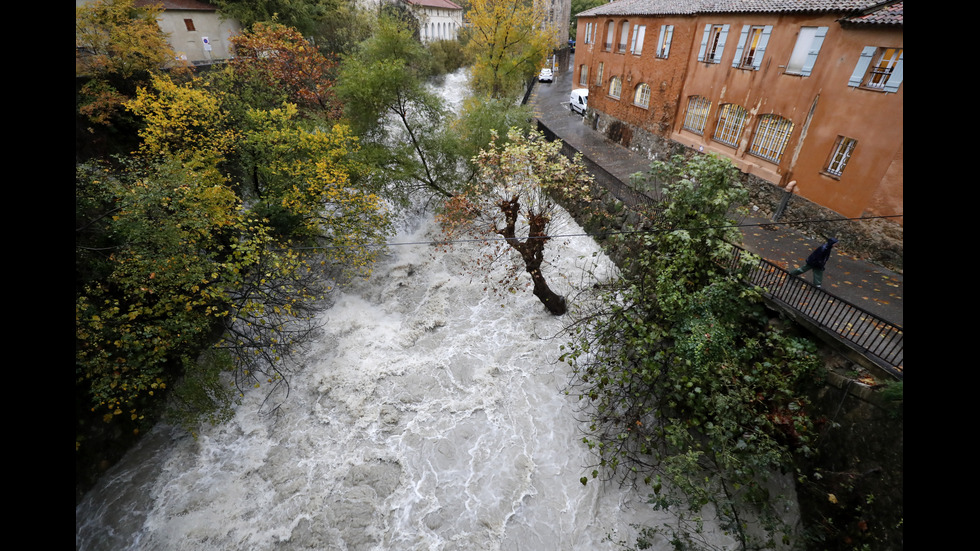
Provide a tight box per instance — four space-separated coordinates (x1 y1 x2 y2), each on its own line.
574 0 903 228
403 0 464 43
133 0 242 65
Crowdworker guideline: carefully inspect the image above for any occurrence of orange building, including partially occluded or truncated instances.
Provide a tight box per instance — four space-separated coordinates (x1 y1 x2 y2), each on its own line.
574 0 903 226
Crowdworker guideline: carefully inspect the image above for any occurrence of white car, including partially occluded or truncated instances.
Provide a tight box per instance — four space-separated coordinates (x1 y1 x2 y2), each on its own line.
570 88 588 114
538 68 553 83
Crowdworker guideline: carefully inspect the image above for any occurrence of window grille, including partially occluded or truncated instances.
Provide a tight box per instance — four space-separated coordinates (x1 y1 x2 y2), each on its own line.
713 103 746 147
749 115 794 162
633 83 651 108
683 96 711 134
826 136 857 177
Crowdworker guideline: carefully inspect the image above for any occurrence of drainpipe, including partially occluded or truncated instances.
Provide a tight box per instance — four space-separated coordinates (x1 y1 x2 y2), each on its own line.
773 180 796 221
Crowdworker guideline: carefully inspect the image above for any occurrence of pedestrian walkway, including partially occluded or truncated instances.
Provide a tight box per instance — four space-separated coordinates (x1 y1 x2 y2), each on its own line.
528 60 902 373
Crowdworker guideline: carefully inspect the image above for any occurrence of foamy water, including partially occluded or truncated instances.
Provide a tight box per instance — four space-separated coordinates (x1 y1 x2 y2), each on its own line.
76 68 731 551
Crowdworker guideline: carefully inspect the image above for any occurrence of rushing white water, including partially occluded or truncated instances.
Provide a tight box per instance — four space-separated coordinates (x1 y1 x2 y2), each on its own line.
76 69 729 551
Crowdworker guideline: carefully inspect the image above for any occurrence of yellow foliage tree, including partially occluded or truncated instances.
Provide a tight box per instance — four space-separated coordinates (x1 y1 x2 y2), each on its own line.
465 0 556 99
125 74 239 159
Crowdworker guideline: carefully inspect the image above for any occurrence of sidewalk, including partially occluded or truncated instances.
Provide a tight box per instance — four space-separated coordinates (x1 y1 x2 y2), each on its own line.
528 61 903 327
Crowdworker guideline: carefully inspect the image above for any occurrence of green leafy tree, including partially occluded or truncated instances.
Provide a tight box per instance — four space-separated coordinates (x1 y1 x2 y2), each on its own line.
439 128 594 315
336 16 460 199
562 154 822 550
569 0 606 40
212 0 336 36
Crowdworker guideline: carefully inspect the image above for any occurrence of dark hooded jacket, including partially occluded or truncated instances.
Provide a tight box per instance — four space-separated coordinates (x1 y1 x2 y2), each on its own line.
806 238 838 269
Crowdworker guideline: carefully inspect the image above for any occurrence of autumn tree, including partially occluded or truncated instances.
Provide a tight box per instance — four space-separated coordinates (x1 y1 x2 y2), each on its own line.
78 48 391 473
229 22 343 120
439 128 593 315
75 0 186 137
562 154 822 550
465 0 556 99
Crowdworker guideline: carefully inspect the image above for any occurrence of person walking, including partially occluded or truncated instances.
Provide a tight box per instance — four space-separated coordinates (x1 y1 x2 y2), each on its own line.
790 238 838 288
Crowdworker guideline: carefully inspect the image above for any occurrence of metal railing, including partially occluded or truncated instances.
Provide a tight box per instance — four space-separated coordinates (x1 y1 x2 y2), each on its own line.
538 119 904 377
726 245 904 377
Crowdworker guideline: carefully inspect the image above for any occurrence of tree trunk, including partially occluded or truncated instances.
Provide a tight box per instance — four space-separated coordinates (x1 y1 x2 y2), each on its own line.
497 197 567 315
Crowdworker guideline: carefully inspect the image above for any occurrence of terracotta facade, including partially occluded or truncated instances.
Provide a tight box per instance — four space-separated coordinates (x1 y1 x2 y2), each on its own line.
574 1 903 224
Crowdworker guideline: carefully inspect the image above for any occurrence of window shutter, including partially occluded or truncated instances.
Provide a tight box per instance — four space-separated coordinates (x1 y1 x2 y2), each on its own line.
848 46 876 87
697 24 711 61
660 25 673 57
631 25 645 55
800 27 828 76
883 51 903 93
732 26 750 68
713 25 730 63
751 26 773 70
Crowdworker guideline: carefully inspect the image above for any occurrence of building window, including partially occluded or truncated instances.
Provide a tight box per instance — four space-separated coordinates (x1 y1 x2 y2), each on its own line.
609 77 622 99
584 22 593 44
733 25 772 70
604 20 615 51
698 24 729 64
749 115 794 163
580 65 589 87
596 62 604 85
617 21 630 53
630 25 646 55
184 19 196 31
633 83 651 109
683 96 711 134
848 47 903 92
785 27 828 76
713 103 746 147
825 136 857 177
657 25 673 58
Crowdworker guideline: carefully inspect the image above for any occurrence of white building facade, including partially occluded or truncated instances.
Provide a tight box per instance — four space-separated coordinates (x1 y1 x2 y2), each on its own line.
403 0 464 42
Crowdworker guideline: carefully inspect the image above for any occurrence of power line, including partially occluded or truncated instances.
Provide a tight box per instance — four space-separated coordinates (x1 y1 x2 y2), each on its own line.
290 213 903 251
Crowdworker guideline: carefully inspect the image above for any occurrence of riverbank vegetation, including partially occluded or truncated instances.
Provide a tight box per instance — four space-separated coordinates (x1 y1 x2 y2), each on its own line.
560 155 826 549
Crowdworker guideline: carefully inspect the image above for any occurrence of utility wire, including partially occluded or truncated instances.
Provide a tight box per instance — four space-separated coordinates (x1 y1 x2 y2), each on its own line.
290 213 904 251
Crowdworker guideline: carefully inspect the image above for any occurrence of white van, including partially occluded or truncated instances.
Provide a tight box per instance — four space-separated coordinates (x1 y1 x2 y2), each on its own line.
570 88 588 114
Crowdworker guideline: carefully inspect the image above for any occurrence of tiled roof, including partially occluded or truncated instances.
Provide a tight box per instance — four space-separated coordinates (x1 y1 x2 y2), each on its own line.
404 0 464 10
841 1 903 25
577 0 887 17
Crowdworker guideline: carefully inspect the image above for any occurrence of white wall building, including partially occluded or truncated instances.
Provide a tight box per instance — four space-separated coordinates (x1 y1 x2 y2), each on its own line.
403 0 464 43
133 0 241 65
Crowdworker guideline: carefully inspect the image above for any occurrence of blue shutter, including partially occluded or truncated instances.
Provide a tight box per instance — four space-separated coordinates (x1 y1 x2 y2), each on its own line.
848 46 876 87
751 26 773 70
732 26 750 68
697 24 711 61
713 25 730 63
883 51 903 93
800 26 828 76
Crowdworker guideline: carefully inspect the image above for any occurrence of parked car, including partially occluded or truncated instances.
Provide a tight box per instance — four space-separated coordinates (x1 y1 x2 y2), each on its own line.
538 68 553 83
570 88 588 114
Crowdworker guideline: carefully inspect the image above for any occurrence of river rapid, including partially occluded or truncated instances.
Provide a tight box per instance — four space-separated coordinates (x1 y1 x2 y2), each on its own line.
75 70 726 551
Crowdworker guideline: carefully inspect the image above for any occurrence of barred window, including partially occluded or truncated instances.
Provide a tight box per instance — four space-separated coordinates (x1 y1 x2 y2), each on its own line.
683 96 711 134
713 103 746 147
749 115 794 162
825 136 857 177
633 83 651 108
596 62 604 85
609 77 622 99
579 65 589 87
